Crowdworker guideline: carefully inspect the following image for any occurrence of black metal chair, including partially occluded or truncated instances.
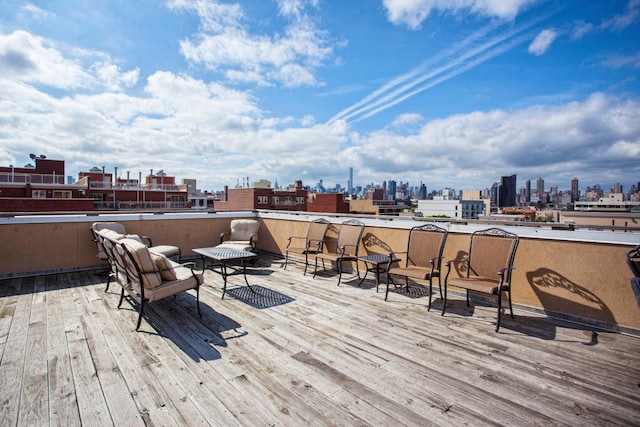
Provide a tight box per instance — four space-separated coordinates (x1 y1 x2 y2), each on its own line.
284 218 330 274
443 228 519 332
386 224 448 309
313 219 365 286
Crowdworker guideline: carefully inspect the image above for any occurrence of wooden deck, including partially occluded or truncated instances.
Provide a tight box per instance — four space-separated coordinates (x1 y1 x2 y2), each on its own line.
1 252 639 426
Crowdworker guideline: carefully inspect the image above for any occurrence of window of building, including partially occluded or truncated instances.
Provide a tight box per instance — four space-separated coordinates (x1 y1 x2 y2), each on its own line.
285 196 292 205
296 197 305 204
272 196 279 205
258 196 268 204
32 190 46 198
53 190 71 199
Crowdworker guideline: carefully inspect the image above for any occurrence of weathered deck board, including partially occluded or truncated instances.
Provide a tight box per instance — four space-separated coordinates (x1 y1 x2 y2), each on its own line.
1 252 639 427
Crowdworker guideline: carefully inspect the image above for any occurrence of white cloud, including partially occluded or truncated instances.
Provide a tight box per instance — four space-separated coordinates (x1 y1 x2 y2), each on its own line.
600 0 640 31
382 0 537 30
19 3 56 21
600 52 640 69
169 0 336 87
348 93 640 189
528 29 557 56
0 31 141 92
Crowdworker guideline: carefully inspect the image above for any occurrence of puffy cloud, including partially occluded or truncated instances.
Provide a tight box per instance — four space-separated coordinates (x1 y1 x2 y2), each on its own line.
169 0 337 87
382 0 537 30
0 30 140 92
528 29 557 56
348 93 640 189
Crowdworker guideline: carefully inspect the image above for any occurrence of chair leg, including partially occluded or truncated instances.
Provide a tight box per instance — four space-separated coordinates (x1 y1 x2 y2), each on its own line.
284 251 289 270
385 274 391 301
135 299 144 331
428 277 433 311
303 253 309 275
441 282 447 316
337 259 343 286
117 288 125 308
495 292 503 333
196 287 202 317
507 288 514 319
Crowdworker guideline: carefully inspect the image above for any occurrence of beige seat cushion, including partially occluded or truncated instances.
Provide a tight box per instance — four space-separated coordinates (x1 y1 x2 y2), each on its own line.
215 242 254 252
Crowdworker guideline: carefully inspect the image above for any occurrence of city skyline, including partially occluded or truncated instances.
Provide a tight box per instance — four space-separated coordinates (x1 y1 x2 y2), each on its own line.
1 1 639 191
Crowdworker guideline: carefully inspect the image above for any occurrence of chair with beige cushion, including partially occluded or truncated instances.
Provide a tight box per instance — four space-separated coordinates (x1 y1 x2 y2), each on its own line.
91 221 181 261
91 221 181 291
385 224 448 308
284 218 330 274
112 235 203 331
217 219 260 252
443 227 519 332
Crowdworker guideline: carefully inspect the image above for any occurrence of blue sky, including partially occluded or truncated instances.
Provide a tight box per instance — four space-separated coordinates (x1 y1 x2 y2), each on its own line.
0 0 639 194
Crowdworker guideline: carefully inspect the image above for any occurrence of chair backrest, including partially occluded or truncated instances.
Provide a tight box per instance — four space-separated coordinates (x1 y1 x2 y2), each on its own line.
467 228 519 280
406 224 448 270
229 219 260 242
335 219 365 257
306 218 330 247
626 244 640 278
92 221 127 235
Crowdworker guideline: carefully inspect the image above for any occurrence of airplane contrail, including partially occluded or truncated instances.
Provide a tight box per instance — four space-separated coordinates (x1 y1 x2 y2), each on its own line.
327 14 547 125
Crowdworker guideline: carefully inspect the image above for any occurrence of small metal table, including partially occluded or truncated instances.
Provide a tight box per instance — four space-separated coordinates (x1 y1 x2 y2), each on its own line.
193 247 257 299
357 254 396 291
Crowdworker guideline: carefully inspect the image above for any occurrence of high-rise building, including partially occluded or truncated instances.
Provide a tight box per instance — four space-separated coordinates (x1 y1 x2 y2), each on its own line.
536 177 544 196
348 167 353 195
525 179 531 203
499 174 517 207
571 177 579 202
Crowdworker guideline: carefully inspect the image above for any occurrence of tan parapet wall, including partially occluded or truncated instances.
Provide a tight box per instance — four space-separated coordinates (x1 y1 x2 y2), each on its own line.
0 212 638 331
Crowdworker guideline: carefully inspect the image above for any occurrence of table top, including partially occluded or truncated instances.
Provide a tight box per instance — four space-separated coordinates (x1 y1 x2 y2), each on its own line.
193 247 257 261
357 254 396 264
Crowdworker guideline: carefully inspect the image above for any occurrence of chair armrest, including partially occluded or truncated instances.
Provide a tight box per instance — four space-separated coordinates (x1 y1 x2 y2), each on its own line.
387 251 407 268
286 235 305 248
308 239 324 251
445 258 467 267
249 232 259 247
219 231 228 244
140 235 153 247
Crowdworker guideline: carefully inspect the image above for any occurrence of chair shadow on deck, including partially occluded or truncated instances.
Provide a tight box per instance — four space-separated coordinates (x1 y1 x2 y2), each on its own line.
224 285 295 309
118 287 246 361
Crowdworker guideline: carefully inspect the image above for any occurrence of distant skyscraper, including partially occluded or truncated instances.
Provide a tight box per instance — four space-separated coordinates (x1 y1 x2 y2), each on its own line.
388 180 397 199
536 177 544 196
499 174 516 207
348 167 353 195
613 182 623 193
525 179 531 203
571 177 579 202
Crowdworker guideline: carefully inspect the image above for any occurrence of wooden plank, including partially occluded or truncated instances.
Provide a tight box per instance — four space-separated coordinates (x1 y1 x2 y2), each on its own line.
58 273 114 426
75 273 147 426
0 278 32 427
19 275 49 426
45 274 80 426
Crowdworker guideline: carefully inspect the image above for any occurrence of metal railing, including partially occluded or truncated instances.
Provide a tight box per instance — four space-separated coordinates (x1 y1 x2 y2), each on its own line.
0 172 65 185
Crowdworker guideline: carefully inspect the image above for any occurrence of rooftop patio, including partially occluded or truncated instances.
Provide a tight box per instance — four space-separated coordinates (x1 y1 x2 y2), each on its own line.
2 251 639 426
